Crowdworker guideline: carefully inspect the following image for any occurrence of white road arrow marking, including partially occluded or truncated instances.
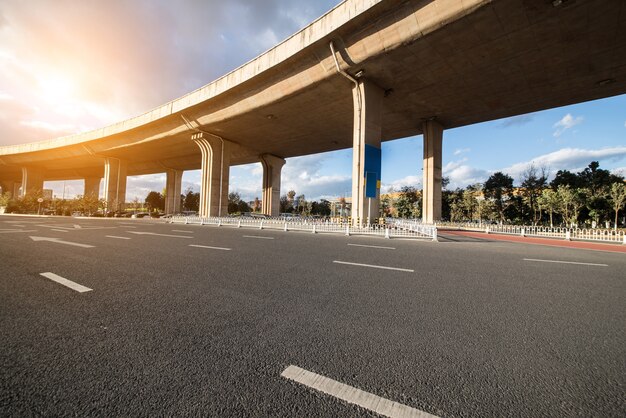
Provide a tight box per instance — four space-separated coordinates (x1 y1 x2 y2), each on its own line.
127 231 193 239
29 236 95 248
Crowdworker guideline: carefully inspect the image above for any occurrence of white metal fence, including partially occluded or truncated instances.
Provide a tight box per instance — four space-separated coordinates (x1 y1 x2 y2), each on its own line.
483 224 626 244
430 220 625 244
168 216 437 240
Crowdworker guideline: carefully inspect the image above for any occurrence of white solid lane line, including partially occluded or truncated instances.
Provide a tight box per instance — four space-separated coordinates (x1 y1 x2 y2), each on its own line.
0 229 38 234
348 243 395 250
333 260 414 273
523 258 608 267
39 272 92 293
106 235 131 240
189 244 231 251
243 235 275 240
127 231 193 239
172 230 194 233
51 229 69 233
281 365 438 418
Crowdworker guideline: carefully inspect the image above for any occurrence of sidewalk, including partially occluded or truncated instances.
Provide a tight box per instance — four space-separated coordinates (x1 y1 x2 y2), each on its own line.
439 229 626 254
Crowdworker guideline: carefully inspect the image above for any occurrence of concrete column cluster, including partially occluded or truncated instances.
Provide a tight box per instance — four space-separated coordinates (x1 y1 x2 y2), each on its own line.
84 177 101 198
165 169 183 214
20 167 44 196
103 157 127 211
0 180 20 198
422 120 443 224
351 79 384 225
192 132 231 217
260 154 285 217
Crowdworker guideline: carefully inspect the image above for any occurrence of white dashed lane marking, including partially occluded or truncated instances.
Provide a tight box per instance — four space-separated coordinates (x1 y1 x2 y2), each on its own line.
106 235 131 240
189 244 231 251
243 235 275 240
39 272 92 293
523 258 608 267
333 260 414 273
348 243 395 250
127 231 192 239
281 365 438 418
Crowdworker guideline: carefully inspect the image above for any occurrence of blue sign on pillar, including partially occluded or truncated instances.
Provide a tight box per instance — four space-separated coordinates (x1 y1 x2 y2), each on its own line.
364 144 381 198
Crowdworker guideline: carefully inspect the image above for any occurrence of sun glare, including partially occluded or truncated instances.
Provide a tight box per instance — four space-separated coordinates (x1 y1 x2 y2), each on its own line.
38 73 76 104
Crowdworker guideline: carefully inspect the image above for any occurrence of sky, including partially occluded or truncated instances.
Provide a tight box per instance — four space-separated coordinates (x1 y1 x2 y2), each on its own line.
0 0 624 202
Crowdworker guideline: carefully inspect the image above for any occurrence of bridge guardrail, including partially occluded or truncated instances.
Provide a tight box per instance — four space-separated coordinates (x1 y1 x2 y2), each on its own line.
433 221 626 244
168 216 437 240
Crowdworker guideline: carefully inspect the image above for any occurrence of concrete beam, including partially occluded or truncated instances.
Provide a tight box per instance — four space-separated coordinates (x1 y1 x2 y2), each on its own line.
103 158 127 211
192 133 231 217
20 167 44 197
84 177 101 198
351 79 384 225
260 154 285 217
165 169 183 214
422 120 443 224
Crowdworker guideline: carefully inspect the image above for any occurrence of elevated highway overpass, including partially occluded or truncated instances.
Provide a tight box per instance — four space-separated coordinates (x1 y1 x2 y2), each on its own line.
1 0 625 222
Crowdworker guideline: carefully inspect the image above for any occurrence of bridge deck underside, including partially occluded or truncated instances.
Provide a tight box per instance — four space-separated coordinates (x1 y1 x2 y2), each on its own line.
1 0 624 179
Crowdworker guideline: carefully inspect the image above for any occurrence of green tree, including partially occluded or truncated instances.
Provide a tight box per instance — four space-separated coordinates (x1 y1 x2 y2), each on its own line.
184 189 200 212
145 191 165 212
0 191 11 207
296 194 306 214
395 186 420 218
279 194 290 213
228 192 242 214
483 172 514 223
551 169 580 189
462 184 480 221
609 182 626 230
286 190 296 209
520 164 548 225
538 189 560 227
558 185 587 228
311 199 331 216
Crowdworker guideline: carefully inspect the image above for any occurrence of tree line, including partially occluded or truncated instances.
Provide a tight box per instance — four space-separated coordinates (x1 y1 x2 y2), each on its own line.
385 161 626 229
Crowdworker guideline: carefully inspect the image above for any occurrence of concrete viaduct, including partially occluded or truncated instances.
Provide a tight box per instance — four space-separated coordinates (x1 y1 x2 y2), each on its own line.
1 0 625 223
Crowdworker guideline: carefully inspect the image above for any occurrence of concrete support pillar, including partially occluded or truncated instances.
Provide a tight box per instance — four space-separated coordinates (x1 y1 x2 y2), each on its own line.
165 169 183 214
20 167 44 196
260 154 285 217
84 177 101 198
103 158 127 212
351 79 384 225
0 180 19 198
422 120 443 223
192 133 231 217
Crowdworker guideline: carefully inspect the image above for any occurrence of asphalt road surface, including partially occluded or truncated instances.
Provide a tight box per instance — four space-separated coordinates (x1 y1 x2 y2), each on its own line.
1 216 624 417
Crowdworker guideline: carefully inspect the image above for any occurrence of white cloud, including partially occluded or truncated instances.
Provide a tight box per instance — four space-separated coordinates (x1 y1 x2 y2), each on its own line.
382 175 421 193
500 146 626 182
453 148 470 156
443 161 489 189
553 113 583 137
20 120 76 133
611 167 625 177
280 154 351 200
